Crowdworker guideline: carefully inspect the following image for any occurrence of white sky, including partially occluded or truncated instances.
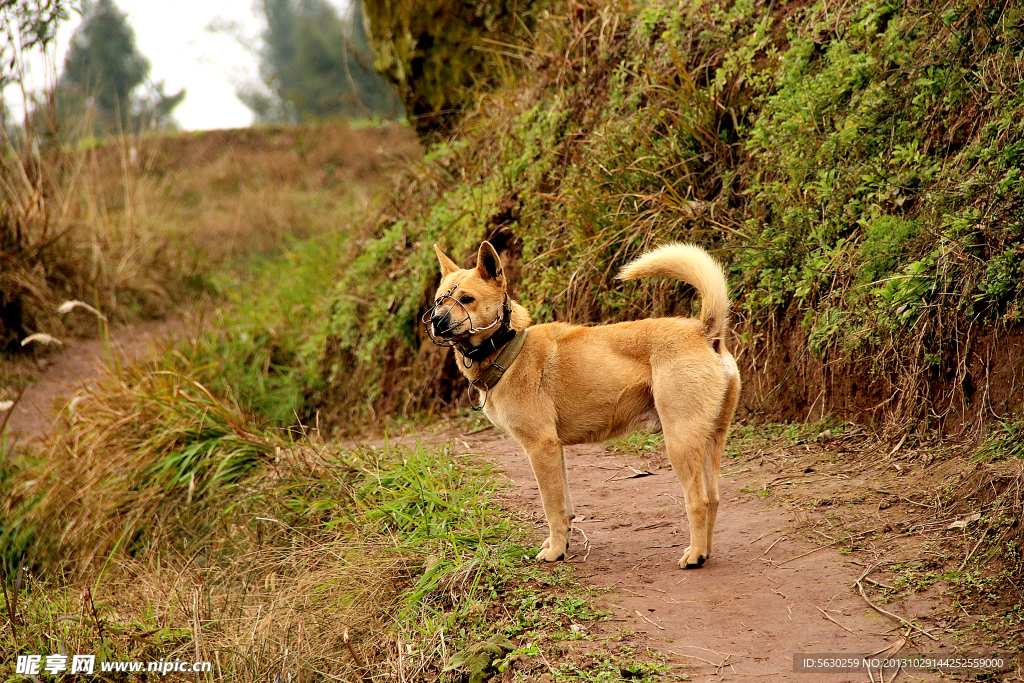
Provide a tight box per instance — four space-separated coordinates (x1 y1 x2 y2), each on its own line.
120 0 261 129
6 1 270 130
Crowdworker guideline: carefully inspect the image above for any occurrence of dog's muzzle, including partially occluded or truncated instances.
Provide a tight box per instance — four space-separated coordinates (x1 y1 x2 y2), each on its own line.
422 293 471 346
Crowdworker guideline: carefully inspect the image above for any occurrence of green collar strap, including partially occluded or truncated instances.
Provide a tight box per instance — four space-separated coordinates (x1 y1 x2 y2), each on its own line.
469 329 528 393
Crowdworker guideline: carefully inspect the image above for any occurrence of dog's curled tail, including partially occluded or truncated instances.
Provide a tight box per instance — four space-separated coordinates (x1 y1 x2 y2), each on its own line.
617 243 730 349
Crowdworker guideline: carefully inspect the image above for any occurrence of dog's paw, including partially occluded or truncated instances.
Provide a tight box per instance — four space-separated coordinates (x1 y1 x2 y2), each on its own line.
678 545 707 569
535 538 568 562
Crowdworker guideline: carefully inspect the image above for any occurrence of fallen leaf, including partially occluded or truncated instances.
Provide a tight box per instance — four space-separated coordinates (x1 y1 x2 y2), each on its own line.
948 513 982 529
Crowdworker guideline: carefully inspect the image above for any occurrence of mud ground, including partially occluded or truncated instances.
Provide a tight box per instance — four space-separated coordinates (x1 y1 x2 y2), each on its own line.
453 427 1018 682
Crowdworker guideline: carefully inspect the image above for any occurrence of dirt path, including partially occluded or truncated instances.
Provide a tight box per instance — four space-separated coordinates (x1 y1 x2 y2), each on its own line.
3 317 187 444
457 429 966 682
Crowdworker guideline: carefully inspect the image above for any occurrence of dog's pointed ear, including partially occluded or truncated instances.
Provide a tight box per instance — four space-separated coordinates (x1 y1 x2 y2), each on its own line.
475 241 504 282
434 244 460 277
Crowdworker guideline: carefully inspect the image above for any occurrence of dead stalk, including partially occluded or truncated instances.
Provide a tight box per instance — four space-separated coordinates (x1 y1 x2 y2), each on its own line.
854 569 937 641
816 607 858 635
343 628 370 682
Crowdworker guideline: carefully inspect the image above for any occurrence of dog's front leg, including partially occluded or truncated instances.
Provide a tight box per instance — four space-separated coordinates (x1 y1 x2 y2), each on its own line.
522 435 573 561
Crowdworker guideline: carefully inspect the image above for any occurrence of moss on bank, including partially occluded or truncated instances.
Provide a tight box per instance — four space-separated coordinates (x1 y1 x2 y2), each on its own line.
314 0 1024 433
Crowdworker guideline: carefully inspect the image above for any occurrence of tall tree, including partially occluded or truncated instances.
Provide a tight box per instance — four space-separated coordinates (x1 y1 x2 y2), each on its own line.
361 0 544 138
56 0 183 133
241 0 402 123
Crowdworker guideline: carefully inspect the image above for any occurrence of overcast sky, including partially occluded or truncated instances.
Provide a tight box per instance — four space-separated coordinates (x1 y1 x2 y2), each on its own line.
7 0 273 130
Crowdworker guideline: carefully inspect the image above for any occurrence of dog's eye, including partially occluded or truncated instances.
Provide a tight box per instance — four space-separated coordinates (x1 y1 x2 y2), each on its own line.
459 295 474 305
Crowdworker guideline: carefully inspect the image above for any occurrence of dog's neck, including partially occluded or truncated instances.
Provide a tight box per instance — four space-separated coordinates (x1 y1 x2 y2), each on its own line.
455 296 531 381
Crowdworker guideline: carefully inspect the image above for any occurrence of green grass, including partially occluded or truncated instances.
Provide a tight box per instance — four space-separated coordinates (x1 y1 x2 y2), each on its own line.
180 230 357 426
1 428 659 680
606 431 665 457
977 418 1024 461
552 646 671 682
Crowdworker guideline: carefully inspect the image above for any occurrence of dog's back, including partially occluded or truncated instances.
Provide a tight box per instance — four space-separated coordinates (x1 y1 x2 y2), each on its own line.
617 243 730 352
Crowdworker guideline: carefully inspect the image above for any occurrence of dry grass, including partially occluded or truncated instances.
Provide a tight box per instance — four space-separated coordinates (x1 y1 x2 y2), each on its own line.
0 121 420 362
2 134 186 350
1 346 530 680
2 441 415 680
67 462 415 681
79 123 420 264
2 350 281 576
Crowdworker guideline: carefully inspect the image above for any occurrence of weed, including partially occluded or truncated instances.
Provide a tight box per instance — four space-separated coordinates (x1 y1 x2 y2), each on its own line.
739 486 773 499
553 594 606 622
0 355 280 577
181 230 361 425
607 431 665 457
554 647 671 682
977 419 1024 462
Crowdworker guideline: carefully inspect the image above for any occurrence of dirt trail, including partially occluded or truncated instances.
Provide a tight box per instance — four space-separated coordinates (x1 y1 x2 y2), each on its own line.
3 317 186 444
458 429 964 682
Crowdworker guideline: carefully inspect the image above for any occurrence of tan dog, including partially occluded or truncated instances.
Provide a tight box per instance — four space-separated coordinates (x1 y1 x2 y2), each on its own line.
425 241 740 568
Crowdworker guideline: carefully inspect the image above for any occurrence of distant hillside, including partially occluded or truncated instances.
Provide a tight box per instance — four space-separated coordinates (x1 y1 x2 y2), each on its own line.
0 122 419 353
314 0 1024 435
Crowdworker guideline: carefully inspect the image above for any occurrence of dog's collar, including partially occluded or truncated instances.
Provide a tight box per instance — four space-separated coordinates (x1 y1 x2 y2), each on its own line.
454 293 514 364
468 329 528 394
457 323 517 363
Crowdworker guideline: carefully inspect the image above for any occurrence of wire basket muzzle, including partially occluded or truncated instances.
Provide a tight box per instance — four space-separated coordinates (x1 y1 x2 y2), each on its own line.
422 295 472 347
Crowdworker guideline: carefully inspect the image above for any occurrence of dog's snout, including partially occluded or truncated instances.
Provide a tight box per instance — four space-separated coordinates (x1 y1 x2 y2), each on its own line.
423 290 475 345
430 310 452 337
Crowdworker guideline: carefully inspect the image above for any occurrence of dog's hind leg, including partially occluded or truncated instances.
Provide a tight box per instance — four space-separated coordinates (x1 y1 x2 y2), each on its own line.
562 448 575 525
520 433 573 562
664 420 714 568
703 438 721 559
706 361 740 557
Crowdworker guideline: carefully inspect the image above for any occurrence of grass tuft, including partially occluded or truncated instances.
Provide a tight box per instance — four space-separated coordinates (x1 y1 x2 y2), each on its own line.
1 354 280 577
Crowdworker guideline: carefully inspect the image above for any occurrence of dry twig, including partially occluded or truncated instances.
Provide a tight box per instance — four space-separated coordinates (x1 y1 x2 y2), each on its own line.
855 570 937 641
816 607 858 635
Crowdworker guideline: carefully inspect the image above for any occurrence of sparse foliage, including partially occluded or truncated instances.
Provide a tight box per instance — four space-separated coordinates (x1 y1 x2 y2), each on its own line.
0 0 70 91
